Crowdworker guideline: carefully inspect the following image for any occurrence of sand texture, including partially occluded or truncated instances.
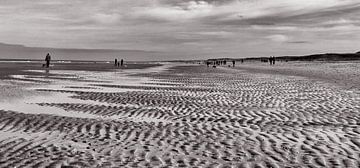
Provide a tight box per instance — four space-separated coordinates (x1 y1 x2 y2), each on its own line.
0 63 360 167
233 61 360 91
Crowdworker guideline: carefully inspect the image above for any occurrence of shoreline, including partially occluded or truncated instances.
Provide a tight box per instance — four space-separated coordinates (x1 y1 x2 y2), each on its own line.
0 62 162 80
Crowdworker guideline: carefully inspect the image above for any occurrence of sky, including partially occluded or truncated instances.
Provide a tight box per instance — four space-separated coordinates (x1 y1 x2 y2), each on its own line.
0 0 360 60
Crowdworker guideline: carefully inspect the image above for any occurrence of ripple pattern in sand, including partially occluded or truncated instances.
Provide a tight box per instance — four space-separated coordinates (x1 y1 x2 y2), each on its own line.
0 65 360 167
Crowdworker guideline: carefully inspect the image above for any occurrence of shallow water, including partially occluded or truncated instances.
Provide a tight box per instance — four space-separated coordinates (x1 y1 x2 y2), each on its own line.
0 64 174 120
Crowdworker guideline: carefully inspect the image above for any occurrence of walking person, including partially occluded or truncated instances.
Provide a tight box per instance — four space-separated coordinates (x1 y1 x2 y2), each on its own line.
232 60 235 67
120 59 124 66
115 59 118 66
45 53 51 68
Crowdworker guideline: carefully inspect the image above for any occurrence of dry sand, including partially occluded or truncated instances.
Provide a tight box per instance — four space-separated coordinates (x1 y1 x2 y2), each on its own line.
232 61 360 91
0 62 360 167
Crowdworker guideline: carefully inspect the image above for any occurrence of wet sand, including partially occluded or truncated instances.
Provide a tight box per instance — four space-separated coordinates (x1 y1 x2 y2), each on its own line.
0 62 360 167
0 62 160 80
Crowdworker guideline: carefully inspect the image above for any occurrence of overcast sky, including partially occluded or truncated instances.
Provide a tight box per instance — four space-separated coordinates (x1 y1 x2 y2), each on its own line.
1 0 360 59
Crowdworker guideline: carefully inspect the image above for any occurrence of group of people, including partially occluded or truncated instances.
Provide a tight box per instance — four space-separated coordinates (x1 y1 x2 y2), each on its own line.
205 57 278 68
206 60 226 67
42 53 126 68
269 56 276 65
114 59 124 67
206 60 237 68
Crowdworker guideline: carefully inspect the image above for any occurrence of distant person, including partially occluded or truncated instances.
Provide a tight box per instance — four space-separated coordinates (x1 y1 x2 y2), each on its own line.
120 59 124 66
206 61 210 67
232 60 235 67
269 57 273 65
45 53 51 68
115 59 118 66
241 59 244 64
273 57 276 65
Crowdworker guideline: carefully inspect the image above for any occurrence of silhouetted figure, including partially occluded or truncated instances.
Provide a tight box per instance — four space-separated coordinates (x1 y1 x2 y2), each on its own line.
45 53 51 68
224 60 227 65
206 61 210 67
115 59 118 66
241 59 244 63
273 57 276 65
232 60 235 67
269 57 273 65
120 59 124 66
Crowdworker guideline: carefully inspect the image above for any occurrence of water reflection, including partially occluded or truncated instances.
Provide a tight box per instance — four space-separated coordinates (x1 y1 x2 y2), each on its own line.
0 64 174 119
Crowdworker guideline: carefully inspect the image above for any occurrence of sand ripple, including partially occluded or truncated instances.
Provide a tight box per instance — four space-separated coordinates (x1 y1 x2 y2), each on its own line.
0 65 360 167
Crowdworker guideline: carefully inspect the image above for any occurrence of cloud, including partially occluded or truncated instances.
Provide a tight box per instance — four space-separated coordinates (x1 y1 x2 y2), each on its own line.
134 0 360 25
133 1 214 21
266 34 290 43
194 31 233 37
1 0 360 60
91 13 123 25
321 18 357 25
251 25 298 31
288 41 310 44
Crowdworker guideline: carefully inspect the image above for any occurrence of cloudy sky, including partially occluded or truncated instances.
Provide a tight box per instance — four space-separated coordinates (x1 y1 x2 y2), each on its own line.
1 0 360 60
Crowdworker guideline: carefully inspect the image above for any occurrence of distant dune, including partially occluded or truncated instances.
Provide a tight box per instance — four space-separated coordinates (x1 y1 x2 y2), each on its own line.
243 52 360 62
0 42 161 61
202 52 360 63
277 52 360 61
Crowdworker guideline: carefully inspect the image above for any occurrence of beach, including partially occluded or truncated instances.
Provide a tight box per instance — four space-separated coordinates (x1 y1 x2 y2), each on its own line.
0 61 359 167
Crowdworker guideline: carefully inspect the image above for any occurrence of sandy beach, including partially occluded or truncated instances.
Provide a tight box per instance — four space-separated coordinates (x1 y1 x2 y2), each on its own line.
232 61 360 91
0 61 359 167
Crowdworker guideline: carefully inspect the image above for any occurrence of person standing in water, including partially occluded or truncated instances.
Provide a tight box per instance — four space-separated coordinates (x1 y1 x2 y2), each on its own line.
45 53 51 68
232 60 235 67
120 59 124 66
114 59 118 66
